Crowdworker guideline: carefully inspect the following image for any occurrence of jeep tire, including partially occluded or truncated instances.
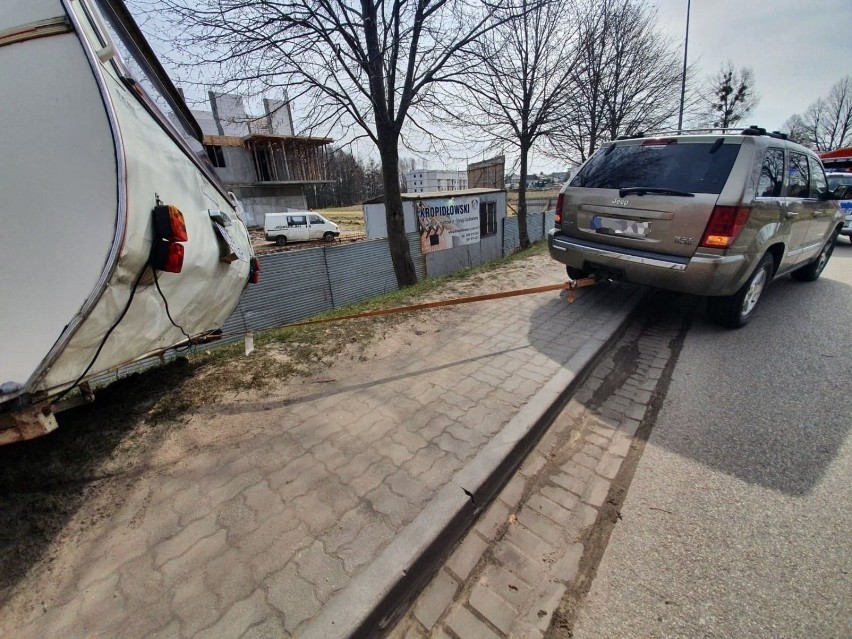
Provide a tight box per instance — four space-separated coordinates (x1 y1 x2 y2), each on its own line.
707 253 775 329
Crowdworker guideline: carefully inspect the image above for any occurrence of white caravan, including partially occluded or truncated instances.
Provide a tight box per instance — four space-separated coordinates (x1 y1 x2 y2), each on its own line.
0 0 259 443
264 212 341 245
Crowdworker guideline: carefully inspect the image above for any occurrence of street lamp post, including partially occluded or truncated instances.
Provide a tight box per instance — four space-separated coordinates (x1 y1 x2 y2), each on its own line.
677 0 691 132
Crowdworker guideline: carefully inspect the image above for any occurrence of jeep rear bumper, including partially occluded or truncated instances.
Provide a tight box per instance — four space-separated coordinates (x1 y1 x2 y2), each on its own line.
548 230 751 297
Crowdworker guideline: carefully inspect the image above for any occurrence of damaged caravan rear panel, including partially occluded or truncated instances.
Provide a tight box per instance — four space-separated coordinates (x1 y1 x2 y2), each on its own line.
0 0 257 443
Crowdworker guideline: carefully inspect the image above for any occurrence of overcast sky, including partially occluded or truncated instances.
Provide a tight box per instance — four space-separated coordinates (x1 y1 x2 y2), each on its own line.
139 1 852 174
418 0 852 173
651 0 852 132
517 0 852 173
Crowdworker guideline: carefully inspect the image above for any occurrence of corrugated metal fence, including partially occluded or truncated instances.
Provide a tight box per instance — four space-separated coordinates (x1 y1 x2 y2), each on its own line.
222 232 426 335
502 211 555 255
224 213 553 336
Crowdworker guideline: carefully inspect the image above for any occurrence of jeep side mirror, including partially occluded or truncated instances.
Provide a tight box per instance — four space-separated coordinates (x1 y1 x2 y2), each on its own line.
824 185 851 200
833 185 852 200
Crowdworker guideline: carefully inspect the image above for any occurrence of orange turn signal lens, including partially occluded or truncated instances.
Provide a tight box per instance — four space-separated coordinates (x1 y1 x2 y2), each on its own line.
153 205 188 242
555 193 564 225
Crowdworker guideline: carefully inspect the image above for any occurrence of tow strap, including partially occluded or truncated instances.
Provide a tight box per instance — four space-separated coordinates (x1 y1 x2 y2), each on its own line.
285 277 597 328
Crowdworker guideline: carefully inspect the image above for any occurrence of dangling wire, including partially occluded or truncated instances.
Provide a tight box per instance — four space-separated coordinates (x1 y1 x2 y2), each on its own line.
54 264 149 402
151 267 194 350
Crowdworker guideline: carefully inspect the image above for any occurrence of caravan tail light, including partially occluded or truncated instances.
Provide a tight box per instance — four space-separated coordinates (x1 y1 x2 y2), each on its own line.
555 193 565 225
699 206 752 248
249 257 261 284
150 239 185 273
153 205 188 242
150 204 188 273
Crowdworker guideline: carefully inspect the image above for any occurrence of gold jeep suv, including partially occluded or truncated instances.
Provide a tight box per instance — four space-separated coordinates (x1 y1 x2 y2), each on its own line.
548 126 845 328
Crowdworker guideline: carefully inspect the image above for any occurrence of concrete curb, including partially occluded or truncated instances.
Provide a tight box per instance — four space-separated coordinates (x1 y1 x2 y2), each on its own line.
299 285 650 639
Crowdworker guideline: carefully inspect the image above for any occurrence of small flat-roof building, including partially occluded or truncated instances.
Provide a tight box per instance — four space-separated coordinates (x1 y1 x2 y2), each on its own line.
363 188 507 276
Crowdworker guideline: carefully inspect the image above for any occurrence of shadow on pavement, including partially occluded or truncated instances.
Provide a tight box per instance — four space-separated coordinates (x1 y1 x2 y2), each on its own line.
211 346 530 416
0 359 195 601
531 272 851 498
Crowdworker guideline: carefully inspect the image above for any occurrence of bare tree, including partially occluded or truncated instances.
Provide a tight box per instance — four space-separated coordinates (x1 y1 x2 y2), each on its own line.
132 0 533 287
702 62 759 129
443 0 578 248
784 76 852 151
549 0 685 165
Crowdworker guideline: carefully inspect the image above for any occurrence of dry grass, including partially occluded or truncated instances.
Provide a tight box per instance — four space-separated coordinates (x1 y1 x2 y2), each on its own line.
506 188 561 216
315 205 365 232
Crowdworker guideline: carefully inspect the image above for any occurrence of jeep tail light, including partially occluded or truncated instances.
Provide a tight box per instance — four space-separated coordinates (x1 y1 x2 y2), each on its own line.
555 193 564 225
150 239 185 273
699 205 752 249
153 205 189 242
249 257 261 284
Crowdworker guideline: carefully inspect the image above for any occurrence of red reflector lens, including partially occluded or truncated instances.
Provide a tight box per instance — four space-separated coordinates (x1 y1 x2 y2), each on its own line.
150 240 184 273
642 138 676 146
249 257 261 284
153 205 189 242
699 206 751 248
555 193 564 225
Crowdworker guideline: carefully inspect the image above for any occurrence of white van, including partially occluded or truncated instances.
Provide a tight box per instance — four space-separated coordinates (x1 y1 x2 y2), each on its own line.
264 212 340 245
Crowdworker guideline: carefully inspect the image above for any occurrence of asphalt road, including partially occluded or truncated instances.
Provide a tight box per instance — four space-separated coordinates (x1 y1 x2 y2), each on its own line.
570 241 852 639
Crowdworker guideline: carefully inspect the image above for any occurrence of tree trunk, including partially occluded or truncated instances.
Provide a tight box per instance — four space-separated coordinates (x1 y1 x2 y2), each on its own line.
517 140 531 249
378 135 418 287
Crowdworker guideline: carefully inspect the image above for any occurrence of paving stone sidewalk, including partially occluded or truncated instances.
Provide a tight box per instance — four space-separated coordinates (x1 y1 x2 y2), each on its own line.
2 254 643 638
389 293 692 639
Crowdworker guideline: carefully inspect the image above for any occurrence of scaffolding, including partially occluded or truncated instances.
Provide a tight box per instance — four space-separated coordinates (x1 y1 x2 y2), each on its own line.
247 135 332 184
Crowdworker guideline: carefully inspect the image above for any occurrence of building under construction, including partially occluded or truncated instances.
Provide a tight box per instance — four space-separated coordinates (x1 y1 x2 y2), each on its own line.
193 92 333 227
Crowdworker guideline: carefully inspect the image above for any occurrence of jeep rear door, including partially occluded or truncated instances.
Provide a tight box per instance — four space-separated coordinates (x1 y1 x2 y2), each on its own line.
561 138 743 258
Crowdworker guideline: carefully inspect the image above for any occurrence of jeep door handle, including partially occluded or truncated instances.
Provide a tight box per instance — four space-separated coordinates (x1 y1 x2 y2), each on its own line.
785 211 799 218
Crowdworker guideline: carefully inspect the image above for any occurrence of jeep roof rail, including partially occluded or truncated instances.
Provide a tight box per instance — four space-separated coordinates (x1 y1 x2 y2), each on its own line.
627 127 743 138
612 126 793 141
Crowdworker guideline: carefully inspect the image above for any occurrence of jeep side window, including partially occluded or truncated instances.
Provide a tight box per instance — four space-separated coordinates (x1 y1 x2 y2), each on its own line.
786 152 810 199
309 215 323 224
756 148 785 197
808 157 828 198
288 215 307 226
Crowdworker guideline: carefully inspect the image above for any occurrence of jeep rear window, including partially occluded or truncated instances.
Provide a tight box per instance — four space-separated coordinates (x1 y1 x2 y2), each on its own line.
570 142 741 194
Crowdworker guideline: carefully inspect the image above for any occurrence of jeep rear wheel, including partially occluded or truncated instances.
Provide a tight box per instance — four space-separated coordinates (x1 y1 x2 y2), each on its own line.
707 253 775 329
275 235 288 246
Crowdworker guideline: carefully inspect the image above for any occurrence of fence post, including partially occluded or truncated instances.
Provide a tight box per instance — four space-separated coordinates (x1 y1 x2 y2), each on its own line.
322 245 336 308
